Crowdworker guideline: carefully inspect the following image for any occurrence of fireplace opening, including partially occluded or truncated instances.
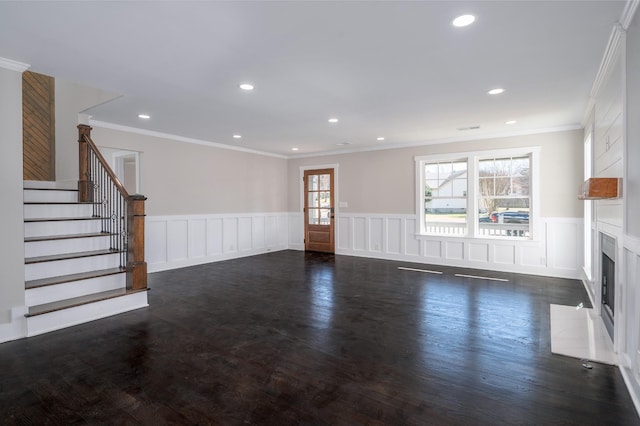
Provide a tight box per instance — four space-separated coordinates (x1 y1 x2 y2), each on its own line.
601 233 615 340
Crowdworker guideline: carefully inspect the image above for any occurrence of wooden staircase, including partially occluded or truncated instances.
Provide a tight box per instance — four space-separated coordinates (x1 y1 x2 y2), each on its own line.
22 124 150 337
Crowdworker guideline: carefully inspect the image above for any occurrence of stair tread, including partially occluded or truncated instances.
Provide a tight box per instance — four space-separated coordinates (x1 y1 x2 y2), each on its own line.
24 201 99 205
25 232 113 242
26 288 148 317
24 187 78 192
25 267 125 290
25 249 122 264
25 216 104 222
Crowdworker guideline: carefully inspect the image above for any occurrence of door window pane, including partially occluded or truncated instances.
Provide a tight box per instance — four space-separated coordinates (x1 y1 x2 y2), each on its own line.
319 209 331 224
308 209 320 225
308 175 318 191
319 191 331 207
319 174 330 190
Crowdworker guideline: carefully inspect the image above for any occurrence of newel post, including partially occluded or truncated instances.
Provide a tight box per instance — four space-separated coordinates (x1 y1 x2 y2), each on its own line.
126 194 148 290
77 124 93 202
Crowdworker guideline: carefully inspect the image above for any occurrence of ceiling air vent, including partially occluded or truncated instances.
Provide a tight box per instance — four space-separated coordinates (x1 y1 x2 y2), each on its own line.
457 125 480 131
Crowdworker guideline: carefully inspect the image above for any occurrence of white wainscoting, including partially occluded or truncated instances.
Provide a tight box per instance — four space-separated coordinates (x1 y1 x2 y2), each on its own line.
619 233 640 414
146 213 289 272
288 213 582 279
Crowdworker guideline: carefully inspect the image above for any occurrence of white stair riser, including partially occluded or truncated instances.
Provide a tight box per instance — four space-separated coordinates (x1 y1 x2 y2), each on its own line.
26 292 148 337
26 274 126 307
24 180 77 190
23 189 77 203
25 253 122 281
25 220 103 238
24 204 95 219
25 236 112 258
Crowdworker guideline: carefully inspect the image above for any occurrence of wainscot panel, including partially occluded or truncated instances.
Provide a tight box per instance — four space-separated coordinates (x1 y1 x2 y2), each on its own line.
329 214 582 279
146 213 290 272
619 234 640 420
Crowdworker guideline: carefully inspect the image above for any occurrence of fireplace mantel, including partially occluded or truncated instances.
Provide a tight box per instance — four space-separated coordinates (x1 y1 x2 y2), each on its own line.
578 177 621 200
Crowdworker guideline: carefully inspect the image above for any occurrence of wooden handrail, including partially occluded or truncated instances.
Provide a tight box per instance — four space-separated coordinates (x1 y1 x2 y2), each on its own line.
78 124 147 290
78 124 128 201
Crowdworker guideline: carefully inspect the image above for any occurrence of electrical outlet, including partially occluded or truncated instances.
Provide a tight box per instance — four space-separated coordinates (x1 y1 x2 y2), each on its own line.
374 243 380 251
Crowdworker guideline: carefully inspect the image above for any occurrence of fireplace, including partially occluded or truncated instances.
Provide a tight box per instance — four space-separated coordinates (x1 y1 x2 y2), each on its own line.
601 233 615 340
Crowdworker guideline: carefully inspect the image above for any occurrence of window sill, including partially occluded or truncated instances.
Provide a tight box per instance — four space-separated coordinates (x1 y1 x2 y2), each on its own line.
415 233 540 244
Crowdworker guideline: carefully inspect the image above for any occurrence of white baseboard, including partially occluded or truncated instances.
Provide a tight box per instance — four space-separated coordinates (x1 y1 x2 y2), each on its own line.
620 366 640 420
0 306 27 343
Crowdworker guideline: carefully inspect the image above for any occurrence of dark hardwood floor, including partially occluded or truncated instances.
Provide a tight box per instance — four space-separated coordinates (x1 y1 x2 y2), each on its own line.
1 250 638 425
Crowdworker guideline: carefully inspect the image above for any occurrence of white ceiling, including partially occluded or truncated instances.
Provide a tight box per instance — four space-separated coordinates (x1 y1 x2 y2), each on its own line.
0 1 627 157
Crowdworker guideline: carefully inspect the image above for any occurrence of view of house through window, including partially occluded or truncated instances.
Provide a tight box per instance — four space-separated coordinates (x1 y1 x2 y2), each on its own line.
419 150 533 239
424 159 468 235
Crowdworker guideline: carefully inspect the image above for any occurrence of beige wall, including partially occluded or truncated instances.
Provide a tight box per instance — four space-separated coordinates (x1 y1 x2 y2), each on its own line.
55 79 119 183
92 126 288 216
288 129 584 218
0 67 25 324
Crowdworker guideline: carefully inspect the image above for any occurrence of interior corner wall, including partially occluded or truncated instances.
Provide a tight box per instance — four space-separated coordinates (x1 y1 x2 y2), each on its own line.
0 67 26 329
54 79 120 184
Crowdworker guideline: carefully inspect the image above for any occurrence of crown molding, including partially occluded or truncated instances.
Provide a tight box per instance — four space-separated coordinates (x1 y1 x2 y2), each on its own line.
589 23 625 102
582 0 639 125
620 0 639 29
0 57 30 72
89 120 288 160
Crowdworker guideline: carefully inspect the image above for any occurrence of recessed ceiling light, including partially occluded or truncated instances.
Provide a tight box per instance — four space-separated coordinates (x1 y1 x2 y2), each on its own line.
291 147 299 151
505 120 517 125
452 14 476 27
233 134 242 139
138 114 150 119
239 83 254 91
328 118 339 123
488 88 505 95
377 137 385 141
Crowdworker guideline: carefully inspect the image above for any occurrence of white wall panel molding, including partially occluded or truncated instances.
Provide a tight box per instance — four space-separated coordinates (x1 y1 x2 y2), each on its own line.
619 231 640 418
288 212 304 250
333 214 583 279
146 213 289 272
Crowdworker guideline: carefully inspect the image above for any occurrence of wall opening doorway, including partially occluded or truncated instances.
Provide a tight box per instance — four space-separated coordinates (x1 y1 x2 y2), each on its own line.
304 168 335 253
112 150 140 195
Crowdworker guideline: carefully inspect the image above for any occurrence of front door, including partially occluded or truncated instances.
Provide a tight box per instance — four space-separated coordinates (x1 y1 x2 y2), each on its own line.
304 168 335 253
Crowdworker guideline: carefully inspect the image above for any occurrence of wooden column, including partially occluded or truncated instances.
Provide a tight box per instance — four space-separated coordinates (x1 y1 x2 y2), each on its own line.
126 194 148 290
77 124 93 202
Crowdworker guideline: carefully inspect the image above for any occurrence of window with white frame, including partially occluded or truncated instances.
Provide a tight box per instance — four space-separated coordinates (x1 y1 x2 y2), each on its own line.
416 148 538 239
